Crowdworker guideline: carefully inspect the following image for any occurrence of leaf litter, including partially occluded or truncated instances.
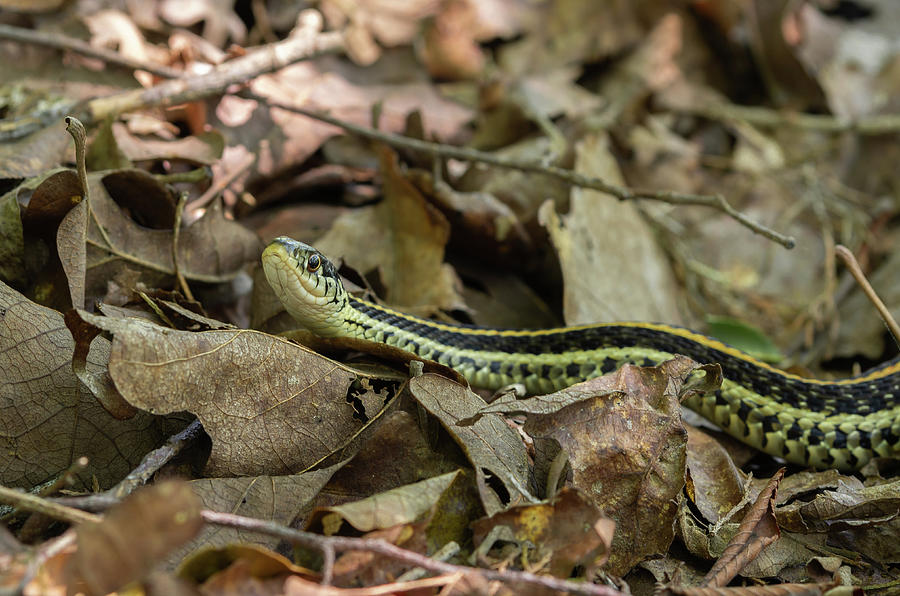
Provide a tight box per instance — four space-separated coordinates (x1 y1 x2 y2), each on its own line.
1 0 900 594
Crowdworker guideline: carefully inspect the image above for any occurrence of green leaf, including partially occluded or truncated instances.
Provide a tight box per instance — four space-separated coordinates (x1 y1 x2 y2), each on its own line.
706 315 783 364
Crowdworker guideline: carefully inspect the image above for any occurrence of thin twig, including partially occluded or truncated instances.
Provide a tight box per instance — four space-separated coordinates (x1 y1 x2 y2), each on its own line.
172 193 195 301
53 419 205 510
246 93 795 249
0 23 184 79
677 100 900 134
835 245 900 346
201 510 622 596
83 11 344 124
0 485 101 525
184 151 255 213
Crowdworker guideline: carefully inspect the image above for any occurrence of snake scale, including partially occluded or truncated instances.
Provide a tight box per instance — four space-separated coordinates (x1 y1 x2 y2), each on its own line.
262 236 900 472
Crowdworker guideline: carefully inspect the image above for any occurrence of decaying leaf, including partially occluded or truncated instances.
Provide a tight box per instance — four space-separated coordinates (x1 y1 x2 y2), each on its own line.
308 470 463 536
69 309 399 476
482 356 721 575
0 281 165 489
180 543 317 592
700 469 784 588
471 487 614 577
408 373 535 515
168 462 345 567
540 131 683 325
71 481 203 595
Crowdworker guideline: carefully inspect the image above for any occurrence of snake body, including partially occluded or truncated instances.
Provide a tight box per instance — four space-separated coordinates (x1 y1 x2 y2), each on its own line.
262 237 900 471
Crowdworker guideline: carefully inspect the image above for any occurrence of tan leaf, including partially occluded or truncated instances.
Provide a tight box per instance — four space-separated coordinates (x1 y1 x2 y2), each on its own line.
540 131 683 325
482 356 721 575
0 281 165 489
309 470 462 535
70 310 399 476
701 469 784 587
409 374 535 514
315 146 463 313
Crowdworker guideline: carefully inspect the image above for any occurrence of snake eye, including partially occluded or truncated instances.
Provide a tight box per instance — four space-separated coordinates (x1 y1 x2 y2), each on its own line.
307 253 321 272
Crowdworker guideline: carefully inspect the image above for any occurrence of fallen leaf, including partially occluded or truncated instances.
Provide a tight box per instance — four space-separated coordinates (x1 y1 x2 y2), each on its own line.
700 469 784 587
471 487 614 577
540 131 684 325
686 427 746 525
70 481 203 595
69 310 400 476
482 356 721 575
315 146 463 313
0 281 165 489
169 463 344 568
111 123 224 164
409 374 535 515
309 470 463 535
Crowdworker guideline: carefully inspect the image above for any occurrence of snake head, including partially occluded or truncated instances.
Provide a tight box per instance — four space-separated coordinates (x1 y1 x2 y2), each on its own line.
261 237 348 335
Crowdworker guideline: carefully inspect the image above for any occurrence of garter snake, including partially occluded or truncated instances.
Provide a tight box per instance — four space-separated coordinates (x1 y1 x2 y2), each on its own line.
262 236 900 471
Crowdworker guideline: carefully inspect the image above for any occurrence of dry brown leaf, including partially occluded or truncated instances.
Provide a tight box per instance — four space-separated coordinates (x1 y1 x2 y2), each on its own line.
0 119 70 178
773 476 900 565
0 281 165 489
330 523 430 588
686 427 746 525
21 169 82 227
61 169 260 304
540 131 683 325
57 200 88 309
481 356 721 575
0 185 26 285
471 487 614 577
169 463 344 566
111 123 224 164
408 374 534 515
658 581 851 595
325 410 463 499
183 544 315 594
315 146 463 313
320 0 439 48
308 470 463 536
419 0 485 80
69 310 398 476
70 481 203 595
701 469 784 587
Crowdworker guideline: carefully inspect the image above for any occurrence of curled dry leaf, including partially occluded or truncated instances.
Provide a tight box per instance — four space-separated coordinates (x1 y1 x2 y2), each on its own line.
48 171 259 308
181 544 317 593
324 410 463 498
70 481 203 596
700 469 784 588
481 356 722 575
775 476 900 565
0 281 164 489
408 374 535 515
471 487 614 577
69 309 399 476
686 427 746 524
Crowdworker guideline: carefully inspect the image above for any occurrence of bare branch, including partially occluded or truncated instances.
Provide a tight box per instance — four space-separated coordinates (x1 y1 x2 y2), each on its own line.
250 93 796 249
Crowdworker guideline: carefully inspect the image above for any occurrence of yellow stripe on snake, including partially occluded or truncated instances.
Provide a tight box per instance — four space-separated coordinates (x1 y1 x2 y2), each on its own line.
262 237 900 471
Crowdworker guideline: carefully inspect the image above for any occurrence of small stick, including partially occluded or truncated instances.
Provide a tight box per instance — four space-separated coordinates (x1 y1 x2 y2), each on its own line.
835 245 900 346
0 485 101 525
246 93 796 250
0 23 183 79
